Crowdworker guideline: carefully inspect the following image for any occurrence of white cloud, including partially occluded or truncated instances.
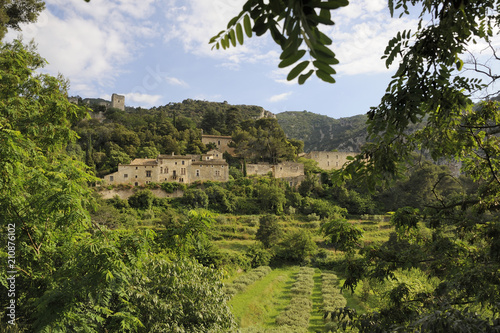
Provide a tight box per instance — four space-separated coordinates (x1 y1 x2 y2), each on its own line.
6 0 159 96
125 92 163 107
166 76 189 87
268 92 292 102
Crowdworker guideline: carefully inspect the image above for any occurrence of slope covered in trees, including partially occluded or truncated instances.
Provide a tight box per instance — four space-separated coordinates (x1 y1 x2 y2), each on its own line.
276 111 368 152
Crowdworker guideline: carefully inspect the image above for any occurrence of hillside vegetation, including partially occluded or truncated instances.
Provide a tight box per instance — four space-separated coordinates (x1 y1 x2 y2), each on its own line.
276 111 368 152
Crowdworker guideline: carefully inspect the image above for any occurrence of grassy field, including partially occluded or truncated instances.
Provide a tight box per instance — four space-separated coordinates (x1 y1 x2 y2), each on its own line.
229 266 299 329
215 214 398 331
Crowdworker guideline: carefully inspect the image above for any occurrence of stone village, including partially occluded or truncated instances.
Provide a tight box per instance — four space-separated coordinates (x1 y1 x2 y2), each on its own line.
91 94 357 188
103 133 355 188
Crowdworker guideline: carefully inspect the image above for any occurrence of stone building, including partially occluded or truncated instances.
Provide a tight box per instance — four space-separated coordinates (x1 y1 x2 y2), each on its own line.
111 93 125 111
103 151 228 186
201 134 235 155
303 151 355 170
246 161 305 187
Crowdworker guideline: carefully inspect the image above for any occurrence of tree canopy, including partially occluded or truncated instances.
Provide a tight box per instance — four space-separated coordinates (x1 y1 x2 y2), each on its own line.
217 0 500 330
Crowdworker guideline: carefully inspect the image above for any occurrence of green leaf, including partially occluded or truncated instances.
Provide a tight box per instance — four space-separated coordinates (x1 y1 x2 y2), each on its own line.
280 37 303 60
227 16 238 29
229 29 237 47
298 69 314 84
236 23 244 45
243 15 252 38
278 49 306 68
313 60 336 74
287 61 310 81
316 69 336 83
314 0 349 10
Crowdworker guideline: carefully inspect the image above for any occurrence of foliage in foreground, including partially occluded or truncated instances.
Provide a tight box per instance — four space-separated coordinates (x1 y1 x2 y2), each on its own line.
0 40 236 332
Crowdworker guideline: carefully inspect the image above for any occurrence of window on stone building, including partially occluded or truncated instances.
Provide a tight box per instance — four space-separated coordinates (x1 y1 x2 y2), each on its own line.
182 160 185 165
135 182 138 186
124 174 128 178
336 162 339 167
196 169 200 177
146 170 152 177
109 176 114 181
181 168 186 175
215 170 220 176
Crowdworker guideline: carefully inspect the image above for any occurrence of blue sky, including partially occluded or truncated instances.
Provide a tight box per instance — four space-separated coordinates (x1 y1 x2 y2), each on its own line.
4 0 476 119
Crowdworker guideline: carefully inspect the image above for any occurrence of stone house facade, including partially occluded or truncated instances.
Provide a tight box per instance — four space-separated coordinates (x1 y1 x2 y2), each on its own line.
303 151 355 170
103 151 228 186
246 161 305 187
201 134 235 155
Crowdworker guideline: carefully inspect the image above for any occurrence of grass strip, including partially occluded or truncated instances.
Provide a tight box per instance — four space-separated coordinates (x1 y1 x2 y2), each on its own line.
275 267 315 330
225 266 272 298
230 266 299 329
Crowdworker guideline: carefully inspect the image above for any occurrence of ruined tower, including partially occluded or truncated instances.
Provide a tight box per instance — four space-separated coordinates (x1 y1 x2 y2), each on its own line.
111 93 125 111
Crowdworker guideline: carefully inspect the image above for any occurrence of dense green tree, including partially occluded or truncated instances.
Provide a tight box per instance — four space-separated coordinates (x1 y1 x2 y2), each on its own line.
0 0 45 39
0 40 96 329
276 229 318 263
256 214 282 248
183 188 209 209
128 189 155 210
254 181 287 214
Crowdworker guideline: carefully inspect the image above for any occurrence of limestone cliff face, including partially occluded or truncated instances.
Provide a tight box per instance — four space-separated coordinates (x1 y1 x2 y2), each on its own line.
276 111 368 152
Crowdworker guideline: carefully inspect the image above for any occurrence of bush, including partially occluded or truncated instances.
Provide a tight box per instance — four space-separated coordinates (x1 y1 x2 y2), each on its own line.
128 189 155 209
182 188 209 209
275 230 317 263
300 197 346 219
245 244 273 268
307 213 320 221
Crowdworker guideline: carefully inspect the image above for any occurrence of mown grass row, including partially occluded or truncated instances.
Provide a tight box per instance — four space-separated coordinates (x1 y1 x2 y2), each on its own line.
225 266 272 298
275 267 316 331
321 271 347 332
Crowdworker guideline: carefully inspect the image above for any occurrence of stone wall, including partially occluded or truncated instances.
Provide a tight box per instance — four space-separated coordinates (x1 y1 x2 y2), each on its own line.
201 135 235 155
304 151 355 170
246 163 274 177
98 188 184 200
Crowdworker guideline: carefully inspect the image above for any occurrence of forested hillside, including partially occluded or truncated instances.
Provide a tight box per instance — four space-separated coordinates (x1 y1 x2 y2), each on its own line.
71 99 299 177
276 111 368 152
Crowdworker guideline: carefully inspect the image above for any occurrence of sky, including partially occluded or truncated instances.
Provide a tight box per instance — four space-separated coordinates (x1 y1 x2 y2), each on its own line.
2 0 439 118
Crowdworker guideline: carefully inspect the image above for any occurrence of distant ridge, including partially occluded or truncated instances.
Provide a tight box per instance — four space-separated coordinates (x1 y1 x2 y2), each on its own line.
276 111 368 152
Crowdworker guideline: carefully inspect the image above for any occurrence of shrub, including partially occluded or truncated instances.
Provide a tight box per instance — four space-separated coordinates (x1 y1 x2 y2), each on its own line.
182 188 209 209
128 189 155 209
245 244 273 268
307 213 320 221
275 230 317 263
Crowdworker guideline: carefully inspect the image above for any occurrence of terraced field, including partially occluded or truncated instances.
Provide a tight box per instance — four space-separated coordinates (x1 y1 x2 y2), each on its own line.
226 266 349 332
214 214 398 332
